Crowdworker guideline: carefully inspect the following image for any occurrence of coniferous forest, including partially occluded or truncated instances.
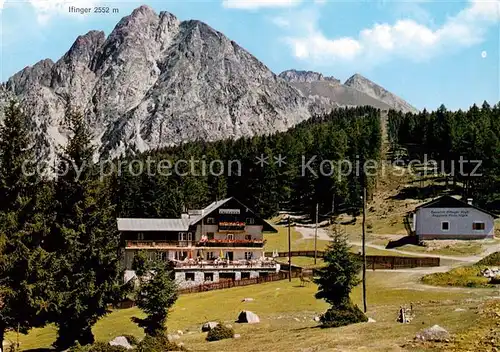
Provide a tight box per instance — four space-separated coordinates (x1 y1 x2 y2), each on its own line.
388 102 500 211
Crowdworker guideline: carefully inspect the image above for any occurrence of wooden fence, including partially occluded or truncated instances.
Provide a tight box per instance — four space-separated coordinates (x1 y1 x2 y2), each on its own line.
266 251 440 269
176 271 302 295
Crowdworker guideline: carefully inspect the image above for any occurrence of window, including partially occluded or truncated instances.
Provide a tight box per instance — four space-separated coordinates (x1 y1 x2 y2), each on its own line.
207 252 215 260
207 217 216 224
227 234 234 240
204 273 214 282
185 273 195 281
244 252 253 260
473 222 485 231
156 251 168 261
241 272 250 279
246 218 255 225
441 221 450 231
137 233 144 240
207 232 215 240
175 251 188 260
245 234 252 241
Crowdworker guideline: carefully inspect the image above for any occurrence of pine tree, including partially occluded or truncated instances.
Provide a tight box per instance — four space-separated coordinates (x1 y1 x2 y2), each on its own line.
49 107 124 349
313 226 367 327
0 101 53 348
131 251 178 337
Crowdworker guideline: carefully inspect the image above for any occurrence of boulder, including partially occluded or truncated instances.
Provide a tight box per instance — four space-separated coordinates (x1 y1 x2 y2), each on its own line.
109 336 133 350
177 330 183 335
237 310 260 324
234 333 241 339
201 321 219 332
313 316 321 322
415 325 450 342
367 318 376 323
167 334 181 341
241 297 254 302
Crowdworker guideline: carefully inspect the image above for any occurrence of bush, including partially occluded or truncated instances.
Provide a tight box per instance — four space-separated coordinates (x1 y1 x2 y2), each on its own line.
319 303 368 328
206 323 235 341
67 342 128 352
476 252 500 266
135 334 187 352
121 334 139 346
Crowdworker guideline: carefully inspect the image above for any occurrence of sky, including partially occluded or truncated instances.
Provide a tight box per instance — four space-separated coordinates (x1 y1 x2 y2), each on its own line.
0 0 499 111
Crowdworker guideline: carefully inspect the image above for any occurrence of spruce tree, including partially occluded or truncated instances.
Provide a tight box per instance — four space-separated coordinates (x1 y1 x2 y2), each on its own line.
49 107 123 349
131 251 178 337
0 101 53 348
314 226 367 327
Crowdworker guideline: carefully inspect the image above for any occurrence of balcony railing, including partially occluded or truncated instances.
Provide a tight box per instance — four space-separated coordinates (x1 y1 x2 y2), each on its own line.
126 240 194 248
218 221 246 232
197 239 266 248
173 259 278 269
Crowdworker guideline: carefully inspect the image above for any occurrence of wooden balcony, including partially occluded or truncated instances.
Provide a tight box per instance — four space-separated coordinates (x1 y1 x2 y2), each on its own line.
172 258 278 270
125 240 194 249
197 239 266 248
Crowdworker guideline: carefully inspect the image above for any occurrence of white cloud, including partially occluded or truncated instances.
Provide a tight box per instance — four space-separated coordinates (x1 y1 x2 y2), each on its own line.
0 0 4 12
223 0 302 9
281 0 500 66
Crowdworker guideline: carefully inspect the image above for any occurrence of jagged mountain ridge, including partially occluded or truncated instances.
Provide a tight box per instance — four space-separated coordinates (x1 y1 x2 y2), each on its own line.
0 5 312 161
1 5 417 162
279 70 417 114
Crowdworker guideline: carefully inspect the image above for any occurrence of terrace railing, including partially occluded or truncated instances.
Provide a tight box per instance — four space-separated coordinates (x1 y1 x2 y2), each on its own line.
126 240 194 248
197 239 266 248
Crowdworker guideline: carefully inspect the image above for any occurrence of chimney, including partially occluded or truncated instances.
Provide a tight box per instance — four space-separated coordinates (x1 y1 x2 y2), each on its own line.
467 198 473 205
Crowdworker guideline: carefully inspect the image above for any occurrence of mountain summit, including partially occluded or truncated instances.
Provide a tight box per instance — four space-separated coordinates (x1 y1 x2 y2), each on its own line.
344 74 418 114
1 6 417 162
1 5 311 161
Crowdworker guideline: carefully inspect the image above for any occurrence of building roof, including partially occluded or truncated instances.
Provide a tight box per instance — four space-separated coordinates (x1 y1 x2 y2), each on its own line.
117 197 278 233
415 195 498 218
117 218 191 232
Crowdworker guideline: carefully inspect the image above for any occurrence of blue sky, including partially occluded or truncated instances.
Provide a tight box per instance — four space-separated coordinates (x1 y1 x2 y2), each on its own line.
1 0 499 111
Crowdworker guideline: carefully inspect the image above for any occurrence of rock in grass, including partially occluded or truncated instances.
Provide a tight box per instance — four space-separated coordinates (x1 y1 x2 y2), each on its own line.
237 310 260 324
201 321 219 332
367 317 376 323
415 325 450 342
234 334 241 339
109 336 133 349
242 297 254 302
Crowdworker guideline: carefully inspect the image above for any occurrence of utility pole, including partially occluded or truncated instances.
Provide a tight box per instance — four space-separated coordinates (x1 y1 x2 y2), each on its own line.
288 215 292 282
314 203 318 265
362 186 367 313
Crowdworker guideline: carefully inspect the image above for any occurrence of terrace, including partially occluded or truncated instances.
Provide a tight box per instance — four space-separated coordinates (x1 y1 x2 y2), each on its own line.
172 258 279 270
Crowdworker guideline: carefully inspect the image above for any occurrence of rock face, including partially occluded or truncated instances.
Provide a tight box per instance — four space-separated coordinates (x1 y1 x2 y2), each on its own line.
344 74 418 114
1 5 311 162
237 310 260 324
279 70 340 84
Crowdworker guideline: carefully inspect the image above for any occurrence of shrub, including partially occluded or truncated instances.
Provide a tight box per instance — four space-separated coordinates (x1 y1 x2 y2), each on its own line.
319 303 368 328
121 334 139 346
206 323 235 341
67 342 128 352
476 252 500 266
135 334 187 352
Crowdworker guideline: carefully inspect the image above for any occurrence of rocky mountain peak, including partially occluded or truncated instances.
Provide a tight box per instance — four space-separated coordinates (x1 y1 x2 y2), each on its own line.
279 70 340 84
344 73 418 114
66 31 106 63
